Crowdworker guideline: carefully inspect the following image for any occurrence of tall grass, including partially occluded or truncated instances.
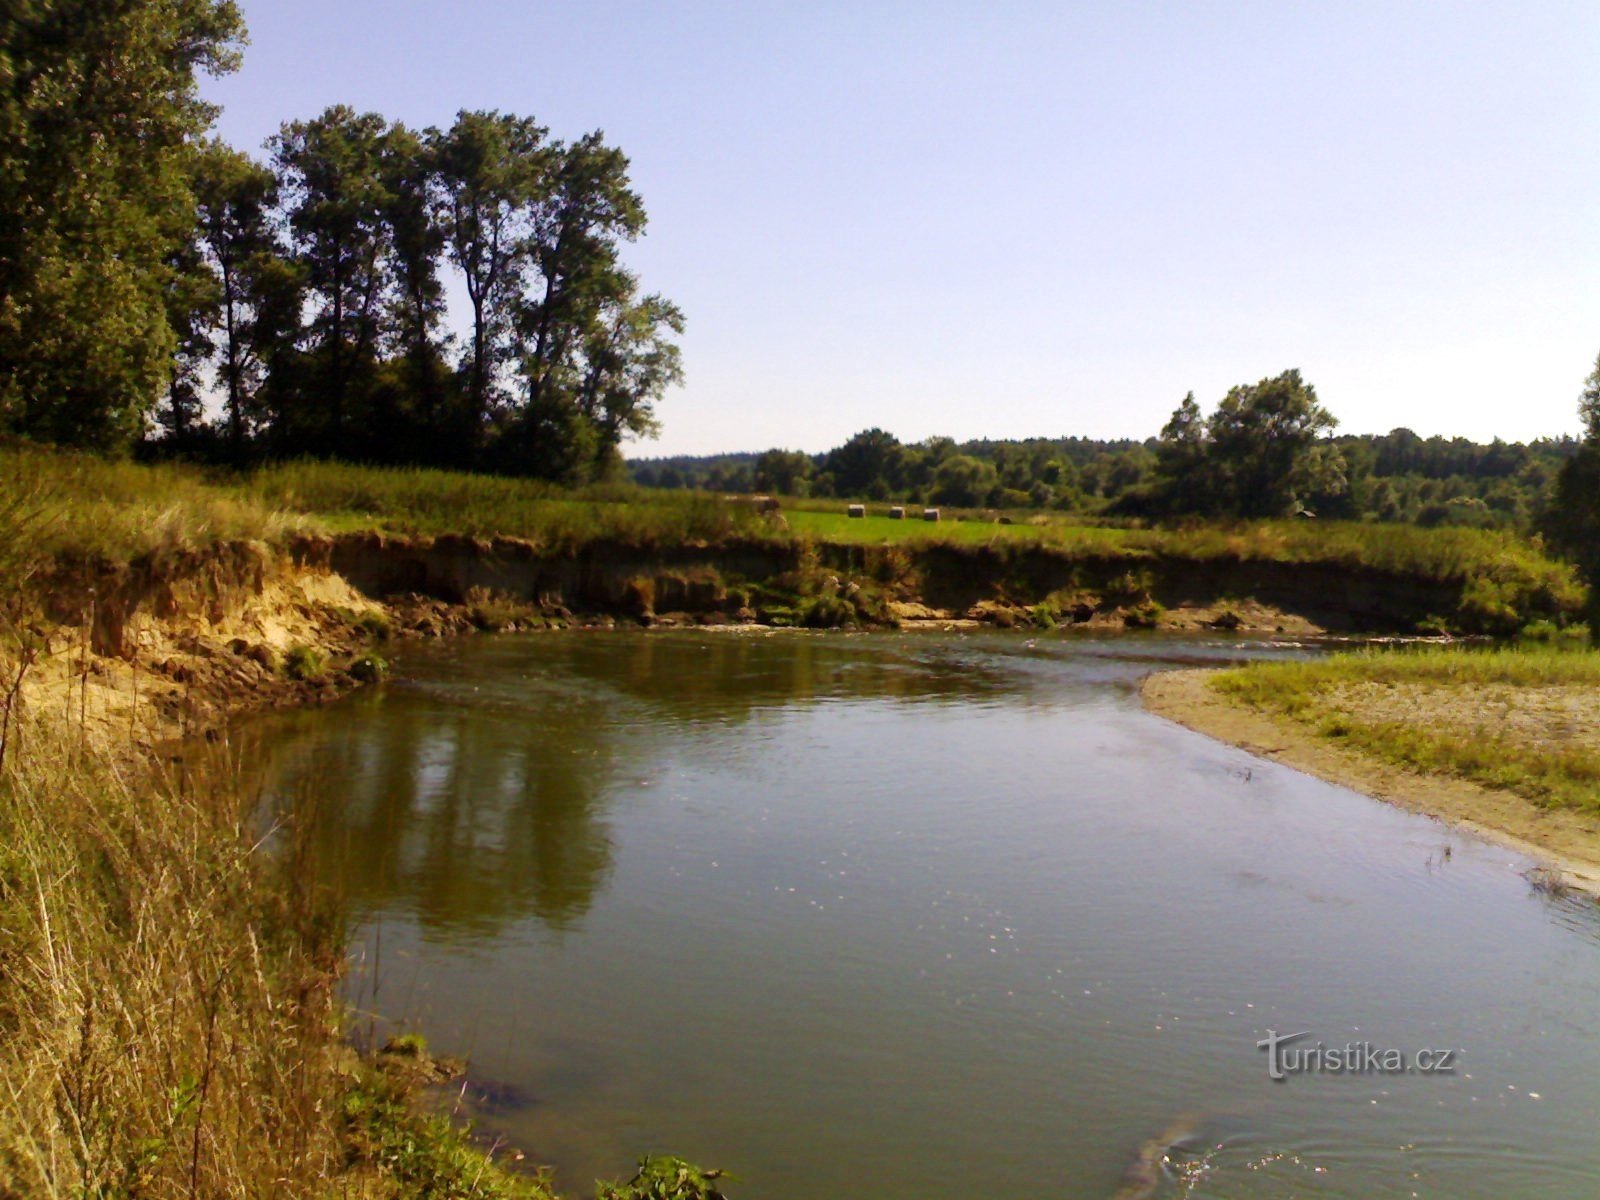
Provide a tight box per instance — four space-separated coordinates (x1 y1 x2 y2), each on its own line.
0 444 303 563
0 443 1584 627
0 711 346 1196
787 507 1577 586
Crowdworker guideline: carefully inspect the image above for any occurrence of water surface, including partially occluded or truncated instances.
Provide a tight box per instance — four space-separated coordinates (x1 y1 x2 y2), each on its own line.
258 631 1600 1198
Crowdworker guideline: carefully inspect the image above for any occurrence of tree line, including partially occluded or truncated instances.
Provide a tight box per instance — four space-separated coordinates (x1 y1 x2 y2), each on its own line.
0 2 681 481
636 369 1581 532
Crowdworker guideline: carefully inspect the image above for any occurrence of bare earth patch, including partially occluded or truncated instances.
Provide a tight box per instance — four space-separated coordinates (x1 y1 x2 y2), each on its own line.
1317 680 1600 756
1142 668 1600 895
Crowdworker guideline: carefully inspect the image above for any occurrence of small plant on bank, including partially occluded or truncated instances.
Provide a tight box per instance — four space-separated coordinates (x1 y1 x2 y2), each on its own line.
1123 600 1165 629
598 1156 731 1200
283 644 327 681
466 587 540 632
379 1031 428 1058
356 610 393 641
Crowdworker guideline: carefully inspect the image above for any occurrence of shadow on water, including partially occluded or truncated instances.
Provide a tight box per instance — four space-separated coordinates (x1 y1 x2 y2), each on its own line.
251 631 1035 940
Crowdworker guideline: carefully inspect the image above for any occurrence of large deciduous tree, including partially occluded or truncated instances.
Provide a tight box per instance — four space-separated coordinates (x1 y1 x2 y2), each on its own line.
0 0 244 449
514 132 647 469
271 106 397 453
189 138 295 454
432 110 551 450
1151 370 1338 517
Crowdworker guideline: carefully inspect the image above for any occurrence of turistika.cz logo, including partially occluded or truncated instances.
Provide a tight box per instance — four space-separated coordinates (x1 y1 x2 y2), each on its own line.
1257 1030 1459 1081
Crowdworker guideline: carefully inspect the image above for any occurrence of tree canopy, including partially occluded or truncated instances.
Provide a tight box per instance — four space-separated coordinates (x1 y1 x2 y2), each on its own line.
0 12 682 481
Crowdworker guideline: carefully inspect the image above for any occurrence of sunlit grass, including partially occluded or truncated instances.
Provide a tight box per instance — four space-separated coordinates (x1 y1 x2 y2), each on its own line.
1211 645 1600 813
0 445 1585 629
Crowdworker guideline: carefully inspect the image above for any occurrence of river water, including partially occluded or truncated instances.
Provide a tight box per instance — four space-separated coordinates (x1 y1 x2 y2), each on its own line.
256 631 1600 1199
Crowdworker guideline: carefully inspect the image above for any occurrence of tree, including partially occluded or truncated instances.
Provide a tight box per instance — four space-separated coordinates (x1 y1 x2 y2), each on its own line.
1545 352 1600 630
1204 370 1336 517
272 106 398 454
380 122 452 455
1581 351 1600 443
0 0 245 449
188 139 289 454
928 455 998 507
433 111 551 450
1152 391 1214 512
825 428 908 498
754 449 814 496
576 287 683 473
515 131 646 472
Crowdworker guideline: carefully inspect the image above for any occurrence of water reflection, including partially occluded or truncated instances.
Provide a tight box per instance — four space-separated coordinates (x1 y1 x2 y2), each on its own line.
257 632 1024 939
248 630 1600 1199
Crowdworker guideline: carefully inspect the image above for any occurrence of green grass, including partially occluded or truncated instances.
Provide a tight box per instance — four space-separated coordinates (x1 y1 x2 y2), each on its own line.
244 460 779 551
786 505 1576 585
0 443 1586 633
1211 645 1600 813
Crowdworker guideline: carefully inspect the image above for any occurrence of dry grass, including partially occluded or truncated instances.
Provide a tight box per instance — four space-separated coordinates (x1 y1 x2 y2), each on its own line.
0 706 345 1197
1211 646 1600 814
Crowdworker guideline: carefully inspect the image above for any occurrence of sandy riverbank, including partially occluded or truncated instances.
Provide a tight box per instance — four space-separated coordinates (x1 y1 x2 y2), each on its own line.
1142 668 1600 896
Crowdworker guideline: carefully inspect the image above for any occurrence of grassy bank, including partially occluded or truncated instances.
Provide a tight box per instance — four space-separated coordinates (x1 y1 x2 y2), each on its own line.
1208 644 1600 815
0 474 727 1198
2 444 1586 636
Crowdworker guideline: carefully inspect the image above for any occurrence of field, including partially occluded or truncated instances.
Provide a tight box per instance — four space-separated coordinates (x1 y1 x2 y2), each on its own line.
2 445 1583 605
1208 645 1600 815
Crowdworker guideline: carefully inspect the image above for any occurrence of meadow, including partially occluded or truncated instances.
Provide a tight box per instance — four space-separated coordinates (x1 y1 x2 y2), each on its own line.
1 444 1581 601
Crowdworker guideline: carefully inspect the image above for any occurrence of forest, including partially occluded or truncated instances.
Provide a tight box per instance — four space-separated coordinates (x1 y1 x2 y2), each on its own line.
635 394 1582 533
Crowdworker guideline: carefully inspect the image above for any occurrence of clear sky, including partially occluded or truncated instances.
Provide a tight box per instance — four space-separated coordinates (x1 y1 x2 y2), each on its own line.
204 1 1600 456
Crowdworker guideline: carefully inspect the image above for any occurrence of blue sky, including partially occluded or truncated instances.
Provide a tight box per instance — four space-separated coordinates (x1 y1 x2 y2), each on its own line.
205 1 1600 456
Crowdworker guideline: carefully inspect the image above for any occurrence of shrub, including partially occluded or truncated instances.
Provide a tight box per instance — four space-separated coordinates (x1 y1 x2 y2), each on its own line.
1123 600 1165 629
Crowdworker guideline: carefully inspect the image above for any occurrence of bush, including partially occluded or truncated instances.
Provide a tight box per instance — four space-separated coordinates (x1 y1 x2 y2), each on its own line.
1123 600 1165 629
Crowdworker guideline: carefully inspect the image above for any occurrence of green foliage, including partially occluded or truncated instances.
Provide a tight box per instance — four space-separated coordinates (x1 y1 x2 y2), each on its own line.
283 645 327 681
597 1156 729 1200
350 653 389 683
1123 600 1165 628
1149 369 1339 518
342 1069 553 1199
358 610 395 641
0 0 245 448
1541 358 1600 632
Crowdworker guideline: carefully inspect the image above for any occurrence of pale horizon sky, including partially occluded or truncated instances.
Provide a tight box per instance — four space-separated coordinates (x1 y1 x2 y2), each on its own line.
204 1 1600 456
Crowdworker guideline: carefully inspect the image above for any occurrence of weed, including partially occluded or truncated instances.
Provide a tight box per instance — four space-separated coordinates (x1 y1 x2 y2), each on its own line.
350 653 388 684
598 1156 731 1200
283 644 327 681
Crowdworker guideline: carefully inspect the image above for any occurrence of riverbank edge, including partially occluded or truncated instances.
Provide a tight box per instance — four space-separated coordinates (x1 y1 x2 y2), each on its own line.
1140 668 1600 896
2 531 1579 1194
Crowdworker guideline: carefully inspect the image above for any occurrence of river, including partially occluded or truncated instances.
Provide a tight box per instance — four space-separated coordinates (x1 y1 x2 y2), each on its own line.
255 630 1600 1198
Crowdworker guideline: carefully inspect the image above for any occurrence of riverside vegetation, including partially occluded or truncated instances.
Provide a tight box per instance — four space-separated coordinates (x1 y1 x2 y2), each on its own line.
1 461 1596 1197
6 2 1600 1193
1208 643 1600 816
0 468 731 1197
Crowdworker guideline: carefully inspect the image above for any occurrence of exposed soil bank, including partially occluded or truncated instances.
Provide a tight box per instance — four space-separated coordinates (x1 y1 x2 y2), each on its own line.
1142 668 1600 895
15 528 1573 750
